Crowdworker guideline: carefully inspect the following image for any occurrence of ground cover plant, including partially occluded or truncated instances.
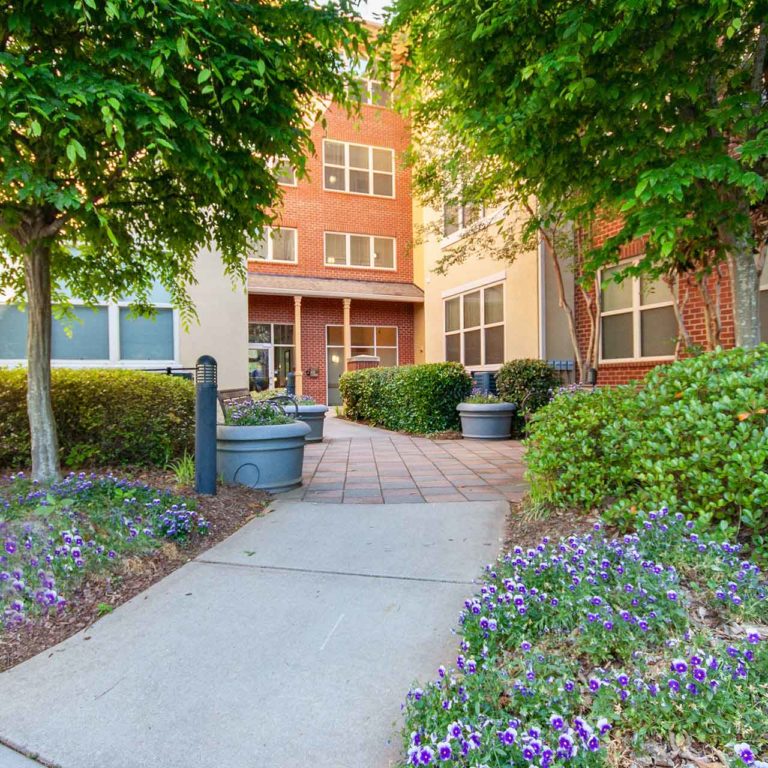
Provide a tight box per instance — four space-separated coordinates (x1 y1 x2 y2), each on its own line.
525 348 768 556
0 471 208 631
400 508 767 767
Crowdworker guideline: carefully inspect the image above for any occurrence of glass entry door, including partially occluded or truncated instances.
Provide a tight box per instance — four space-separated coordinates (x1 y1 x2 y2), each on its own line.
248 345 271 392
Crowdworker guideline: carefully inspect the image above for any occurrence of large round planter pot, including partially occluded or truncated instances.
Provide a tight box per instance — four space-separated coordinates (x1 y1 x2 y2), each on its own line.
457 402 517 440
216 420 311 492
294 404 329 443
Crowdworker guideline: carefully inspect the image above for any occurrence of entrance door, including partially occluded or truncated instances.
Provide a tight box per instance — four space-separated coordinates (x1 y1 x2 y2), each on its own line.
326 346 345 406
248 345 271 392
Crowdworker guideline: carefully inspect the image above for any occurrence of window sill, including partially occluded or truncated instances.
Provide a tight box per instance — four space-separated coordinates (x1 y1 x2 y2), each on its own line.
248 259 299 266
599 357 675 365
322 187 396 201
324 263 397 272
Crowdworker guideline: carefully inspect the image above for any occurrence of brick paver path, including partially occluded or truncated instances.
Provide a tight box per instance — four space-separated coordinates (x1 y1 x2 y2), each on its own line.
284 414 528 504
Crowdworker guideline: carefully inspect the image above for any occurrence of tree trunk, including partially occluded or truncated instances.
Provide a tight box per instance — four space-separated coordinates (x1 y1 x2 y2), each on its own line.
24 240 60 483
539 228 586 382
719 206 760 348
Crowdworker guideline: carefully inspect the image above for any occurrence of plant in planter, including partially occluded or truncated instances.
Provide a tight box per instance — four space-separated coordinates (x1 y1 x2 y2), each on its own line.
216 400 310 492
251 390 329 443
457 391 517 440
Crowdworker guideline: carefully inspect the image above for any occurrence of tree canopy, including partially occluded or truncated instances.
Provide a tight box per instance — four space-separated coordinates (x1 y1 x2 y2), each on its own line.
0 0 368 480
385 0 768 347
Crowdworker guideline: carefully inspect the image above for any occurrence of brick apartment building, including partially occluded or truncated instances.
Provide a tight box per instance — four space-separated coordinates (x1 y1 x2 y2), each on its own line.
570 218 768 385
246 83 422 405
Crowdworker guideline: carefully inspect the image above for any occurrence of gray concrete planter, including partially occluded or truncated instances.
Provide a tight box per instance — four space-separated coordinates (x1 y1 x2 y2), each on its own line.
216 421 311 492
457 402 517 440
294 404 329 443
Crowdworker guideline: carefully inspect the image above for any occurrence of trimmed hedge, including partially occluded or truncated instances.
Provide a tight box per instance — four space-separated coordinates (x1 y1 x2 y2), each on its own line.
340 362 472 434
496 358 562 435
0 368 194 468
525 347 768 552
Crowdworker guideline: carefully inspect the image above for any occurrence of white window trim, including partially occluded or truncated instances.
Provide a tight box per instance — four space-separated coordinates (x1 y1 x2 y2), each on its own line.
599 264 676 363
440 204 507 249
0 299 179 368
322 139 396 199
443 282 505 369
323 231 397 271
268 157 297 187
345 57 393 109
249 226 299 264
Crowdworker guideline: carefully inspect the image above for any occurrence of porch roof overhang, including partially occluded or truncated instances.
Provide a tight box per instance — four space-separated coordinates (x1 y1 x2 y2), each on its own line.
247 274 424 303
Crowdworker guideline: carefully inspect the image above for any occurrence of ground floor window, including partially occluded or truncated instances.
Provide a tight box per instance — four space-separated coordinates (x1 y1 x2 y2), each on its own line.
600 265 676 360
326 324 398 405
444 283 504 367
248 322 294 390
0 302 176 363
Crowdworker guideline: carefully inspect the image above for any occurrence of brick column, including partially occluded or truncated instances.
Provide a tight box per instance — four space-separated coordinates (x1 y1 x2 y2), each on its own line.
293 295 303 396
342 297 352 372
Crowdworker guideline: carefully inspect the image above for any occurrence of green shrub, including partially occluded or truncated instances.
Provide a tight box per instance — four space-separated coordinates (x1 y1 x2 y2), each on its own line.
496 358 562 435
525 346 768 552
340 362 472 434
0 368 194 468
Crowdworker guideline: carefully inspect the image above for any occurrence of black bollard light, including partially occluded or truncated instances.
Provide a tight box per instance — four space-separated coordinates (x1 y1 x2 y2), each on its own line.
195 355 217 495
286 371 296 397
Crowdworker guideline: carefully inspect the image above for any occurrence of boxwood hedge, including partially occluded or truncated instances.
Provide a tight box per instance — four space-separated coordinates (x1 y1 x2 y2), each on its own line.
525 346 768 553
339 362 472 434
0 368 194 468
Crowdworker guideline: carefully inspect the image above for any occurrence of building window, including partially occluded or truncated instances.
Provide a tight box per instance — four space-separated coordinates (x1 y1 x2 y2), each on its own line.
350 59 392 107
326 325 398 366
323 140 395 198
600 266 677 360
0 303 176 363
275 160 296 186
324 232 395 270
250 227 298 263
443 202 486 238
444 283 504 367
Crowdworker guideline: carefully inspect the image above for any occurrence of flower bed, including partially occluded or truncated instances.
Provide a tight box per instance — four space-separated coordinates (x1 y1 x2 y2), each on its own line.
0 471 208 631
401 508 767 767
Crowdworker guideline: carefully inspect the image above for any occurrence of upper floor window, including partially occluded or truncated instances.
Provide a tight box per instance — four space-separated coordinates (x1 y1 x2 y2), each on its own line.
444 283 505 367
350 59 392 107
275 160 296 186
324 232 395 270
600 265 676 360
323 140 395 198
250 227 298 264
443 202 487 238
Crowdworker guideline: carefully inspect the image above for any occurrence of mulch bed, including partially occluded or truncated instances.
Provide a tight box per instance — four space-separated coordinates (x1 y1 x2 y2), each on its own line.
504 501 600 551
0 470 269 673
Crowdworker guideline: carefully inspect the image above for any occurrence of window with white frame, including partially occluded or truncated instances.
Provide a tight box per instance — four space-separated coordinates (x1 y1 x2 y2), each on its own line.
250 227 298 263
443 202 486 238
0 302 176 363
323 140 395 198
600 265 677 360
444 283 504 367
326 325 398 366
324 232 395 270
274 160 296 186
760 266 768 341
349 59 392 107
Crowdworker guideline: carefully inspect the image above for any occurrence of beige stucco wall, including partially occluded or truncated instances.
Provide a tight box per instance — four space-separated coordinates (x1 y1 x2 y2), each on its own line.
412 199 427 363
421 205 543 367
542 243 576 361
179 248 249 390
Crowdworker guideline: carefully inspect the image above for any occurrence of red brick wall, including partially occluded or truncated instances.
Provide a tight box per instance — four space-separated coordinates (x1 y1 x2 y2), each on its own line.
247 101 413 284
248 294 415 404
575 219 736 385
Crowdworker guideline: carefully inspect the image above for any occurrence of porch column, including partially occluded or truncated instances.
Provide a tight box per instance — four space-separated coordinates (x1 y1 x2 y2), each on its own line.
342 297 352 371
293 295 303 396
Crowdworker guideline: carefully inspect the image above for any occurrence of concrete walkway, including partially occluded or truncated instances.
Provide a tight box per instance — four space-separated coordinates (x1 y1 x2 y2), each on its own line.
285 413 528 504
0 499 506 768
